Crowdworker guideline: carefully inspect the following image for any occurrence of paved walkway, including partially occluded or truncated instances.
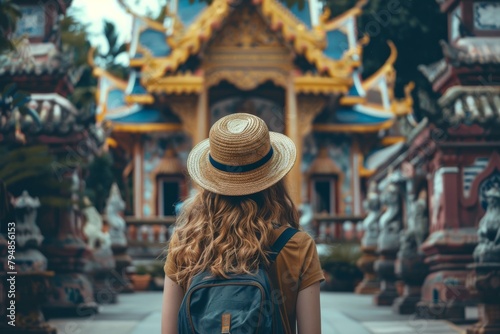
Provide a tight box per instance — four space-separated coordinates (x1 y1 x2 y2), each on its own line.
48 292 468 334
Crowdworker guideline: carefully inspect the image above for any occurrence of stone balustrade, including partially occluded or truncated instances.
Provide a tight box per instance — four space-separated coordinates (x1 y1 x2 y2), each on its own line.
313 215 364 243
125 216 176 258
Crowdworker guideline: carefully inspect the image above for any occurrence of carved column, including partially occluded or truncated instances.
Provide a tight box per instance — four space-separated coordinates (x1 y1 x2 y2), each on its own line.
393 188 429 314
82 197 117 304
41 171 98 317
133 140 143 218
355 182 381 294
466 185 500 334
416 165 477 321
105 183 133 293
0 191 56 334
196 85 209 144
285 77 300 205
169 95 201 145
296 94 327 205
374 180 403 306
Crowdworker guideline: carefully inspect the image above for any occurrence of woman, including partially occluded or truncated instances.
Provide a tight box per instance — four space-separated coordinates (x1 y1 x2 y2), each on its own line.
162 113 324 334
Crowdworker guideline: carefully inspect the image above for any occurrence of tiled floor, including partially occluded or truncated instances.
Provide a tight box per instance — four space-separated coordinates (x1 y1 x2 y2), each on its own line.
47 292 469 334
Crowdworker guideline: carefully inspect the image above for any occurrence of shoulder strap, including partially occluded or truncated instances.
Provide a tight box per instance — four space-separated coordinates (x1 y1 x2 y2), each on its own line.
268 227 299 263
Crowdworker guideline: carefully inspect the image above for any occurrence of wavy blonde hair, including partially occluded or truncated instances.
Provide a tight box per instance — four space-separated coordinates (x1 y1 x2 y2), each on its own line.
168 179 300 289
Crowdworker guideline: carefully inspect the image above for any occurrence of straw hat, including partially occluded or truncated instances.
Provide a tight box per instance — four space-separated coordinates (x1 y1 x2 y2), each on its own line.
187 113 296 196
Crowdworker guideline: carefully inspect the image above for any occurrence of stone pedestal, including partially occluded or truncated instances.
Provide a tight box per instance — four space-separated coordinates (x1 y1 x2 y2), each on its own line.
415 229 478 322
0 272 56 334
465 263 500 334
355 246 380 294
82 197 118 304
374 252 399 305
0 191 57 333
105 183 133 293
111 245 134 293
41 173 98 317
373 181 402 306
357 182 382 295
393 254 428 314
91 247 118 304
42 235 98 317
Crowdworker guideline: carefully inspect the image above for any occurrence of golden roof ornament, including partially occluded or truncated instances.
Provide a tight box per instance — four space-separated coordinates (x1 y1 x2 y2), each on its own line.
153 148 184 175
306 146 342 175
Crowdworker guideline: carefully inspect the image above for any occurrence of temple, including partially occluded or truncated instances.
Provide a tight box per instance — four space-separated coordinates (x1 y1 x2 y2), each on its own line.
365 0 500 327
94 0 413 225
4 0 500 332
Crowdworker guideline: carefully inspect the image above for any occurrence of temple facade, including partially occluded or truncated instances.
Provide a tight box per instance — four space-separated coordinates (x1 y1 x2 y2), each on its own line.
95 0 414 224
366 0 500 322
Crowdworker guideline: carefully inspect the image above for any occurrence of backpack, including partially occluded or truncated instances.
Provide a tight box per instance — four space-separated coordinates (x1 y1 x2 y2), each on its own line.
178 227 299 334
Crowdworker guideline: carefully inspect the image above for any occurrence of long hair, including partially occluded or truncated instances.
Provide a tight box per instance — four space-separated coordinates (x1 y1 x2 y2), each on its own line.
168 179 300 289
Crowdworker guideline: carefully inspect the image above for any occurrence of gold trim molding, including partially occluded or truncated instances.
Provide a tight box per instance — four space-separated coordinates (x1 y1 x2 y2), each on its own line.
205 69 288 90
294 74 350 95
148 73 204 94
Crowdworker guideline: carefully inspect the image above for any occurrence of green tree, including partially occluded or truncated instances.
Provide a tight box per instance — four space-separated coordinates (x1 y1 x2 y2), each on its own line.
0 0 21 53
324 0 447 97
85 153 115 213
0 144 74 208
94 21 129 79
61 13 129 112
60 13 97 113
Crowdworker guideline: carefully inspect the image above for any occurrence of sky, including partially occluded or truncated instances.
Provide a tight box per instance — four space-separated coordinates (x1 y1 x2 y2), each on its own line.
69 0 166 47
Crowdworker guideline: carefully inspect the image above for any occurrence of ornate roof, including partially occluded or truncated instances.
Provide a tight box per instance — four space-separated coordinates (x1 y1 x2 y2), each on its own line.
418 35 500 125
418 59 447 84
93 68 181 133
123 0 367 82
96 0 412 135
0 93 103 145
314 41 414 132
0 40 70 77
441 38 500 66
438 86 500 126
306 146 343 175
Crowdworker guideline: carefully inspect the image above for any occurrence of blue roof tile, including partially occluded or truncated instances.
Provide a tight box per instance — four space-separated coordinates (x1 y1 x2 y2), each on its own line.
139 28 171 57
279 0 312 28
106 89 127 110
177 0 207 27
324 29 349 60
107 107 181 124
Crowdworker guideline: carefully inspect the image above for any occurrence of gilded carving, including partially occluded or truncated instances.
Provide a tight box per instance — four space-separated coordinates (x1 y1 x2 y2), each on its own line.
141 0 355 83
211 5 282 48
147 73 204 95
297 95 327 137
205 69 288 90
294 74 350 95
168 96 199 139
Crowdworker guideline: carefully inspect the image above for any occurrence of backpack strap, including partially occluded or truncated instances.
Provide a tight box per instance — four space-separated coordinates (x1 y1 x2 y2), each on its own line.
268 227 299 263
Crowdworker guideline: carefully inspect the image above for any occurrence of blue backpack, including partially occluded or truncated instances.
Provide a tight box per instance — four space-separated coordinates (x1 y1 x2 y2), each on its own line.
178 227 298 334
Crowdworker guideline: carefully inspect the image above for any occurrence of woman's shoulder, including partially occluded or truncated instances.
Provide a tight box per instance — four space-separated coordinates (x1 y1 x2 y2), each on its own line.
271 225 316 249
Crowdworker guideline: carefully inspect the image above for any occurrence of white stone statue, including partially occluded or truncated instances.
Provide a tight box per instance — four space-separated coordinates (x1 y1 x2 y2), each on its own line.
299 203 315 237
12 191 47 272
473 184 500 263
82 197 111 250
399 189 428 258
377 182 402 253
105 183 127 247
361 182 381 248
12 191 43 248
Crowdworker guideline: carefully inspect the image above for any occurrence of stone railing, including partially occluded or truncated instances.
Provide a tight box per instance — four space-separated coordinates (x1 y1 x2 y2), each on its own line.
125 216 176 258
313 215 365 243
